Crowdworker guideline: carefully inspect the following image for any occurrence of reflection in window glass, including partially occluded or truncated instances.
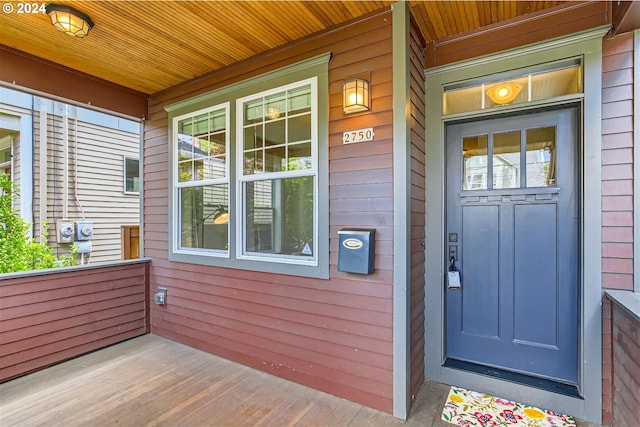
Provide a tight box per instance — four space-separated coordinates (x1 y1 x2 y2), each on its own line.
239 78 316 263
244 177 314 256
242 84 312 175
177 107 227 183
530 68 581 102
526 127 556 187
493 131 521 189
463 135 488 190
180 184 228 251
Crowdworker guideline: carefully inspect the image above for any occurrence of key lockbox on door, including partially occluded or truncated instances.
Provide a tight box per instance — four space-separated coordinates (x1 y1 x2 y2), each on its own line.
337 229 375 274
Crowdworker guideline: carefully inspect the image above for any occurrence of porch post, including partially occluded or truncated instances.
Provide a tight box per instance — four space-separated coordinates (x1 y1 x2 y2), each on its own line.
392 0 411 419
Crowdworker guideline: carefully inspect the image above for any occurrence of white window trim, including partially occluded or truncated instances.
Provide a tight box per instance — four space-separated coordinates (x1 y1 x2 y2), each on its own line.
172 102 230 258
123 155 140 195
235 77 318 266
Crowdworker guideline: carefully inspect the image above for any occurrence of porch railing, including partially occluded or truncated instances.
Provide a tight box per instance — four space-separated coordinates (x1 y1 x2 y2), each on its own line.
0 259 150 382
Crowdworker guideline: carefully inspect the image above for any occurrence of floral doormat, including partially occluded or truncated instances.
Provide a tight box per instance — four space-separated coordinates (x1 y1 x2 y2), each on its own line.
441 386 576 426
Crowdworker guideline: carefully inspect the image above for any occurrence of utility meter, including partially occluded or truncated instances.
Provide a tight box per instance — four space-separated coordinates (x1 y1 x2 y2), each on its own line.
56 220 75 243
75 221 94 241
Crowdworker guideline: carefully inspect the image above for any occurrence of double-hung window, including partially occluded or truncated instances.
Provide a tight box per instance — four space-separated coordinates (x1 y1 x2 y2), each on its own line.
167 54 329 278
174 104 229 254
237 80 316 264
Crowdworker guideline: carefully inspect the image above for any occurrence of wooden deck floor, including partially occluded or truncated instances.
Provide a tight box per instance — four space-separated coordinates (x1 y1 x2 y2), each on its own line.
0 335 450 427
1 335 601 427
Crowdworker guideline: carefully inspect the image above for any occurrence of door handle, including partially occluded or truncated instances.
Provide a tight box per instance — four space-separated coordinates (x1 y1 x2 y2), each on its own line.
448 245 458 261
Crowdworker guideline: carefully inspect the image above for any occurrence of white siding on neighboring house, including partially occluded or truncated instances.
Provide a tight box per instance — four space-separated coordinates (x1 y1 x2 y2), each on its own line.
1 87 141 264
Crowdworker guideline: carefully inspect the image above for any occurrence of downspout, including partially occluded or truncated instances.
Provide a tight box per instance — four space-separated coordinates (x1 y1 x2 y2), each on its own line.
62 105 69 218
138 121 144 258
72 116 85 219
31 96 35 238
39 108 48 243
19 97 34 236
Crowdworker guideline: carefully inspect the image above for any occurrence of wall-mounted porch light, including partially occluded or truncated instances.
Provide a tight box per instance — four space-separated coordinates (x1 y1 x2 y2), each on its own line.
46 4 94 38
486 83 523 105
343 78 369 114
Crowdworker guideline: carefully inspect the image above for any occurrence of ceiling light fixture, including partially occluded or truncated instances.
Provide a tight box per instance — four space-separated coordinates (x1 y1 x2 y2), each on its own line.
46 4 94 38
486 83 523 105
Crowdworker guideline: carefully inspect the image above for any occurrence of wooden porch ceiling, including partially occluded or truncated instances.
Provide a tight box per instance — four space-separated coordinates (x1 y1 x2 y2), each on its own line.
0 1 578 96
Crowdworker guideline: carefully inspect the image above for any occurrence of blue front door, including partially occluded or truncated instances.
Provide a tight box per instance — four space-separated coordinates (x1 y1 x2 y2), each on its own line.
445 108 579 385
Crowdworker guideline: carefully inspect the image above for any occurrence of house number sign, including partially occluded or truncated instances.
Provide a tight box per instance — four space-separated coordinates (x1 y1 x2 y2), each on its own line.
342 127 375 144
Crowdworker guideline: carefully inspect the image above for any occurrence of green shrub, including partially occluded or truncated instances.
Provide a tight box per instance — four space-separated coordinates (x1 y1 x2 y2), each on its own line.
0 173 77 273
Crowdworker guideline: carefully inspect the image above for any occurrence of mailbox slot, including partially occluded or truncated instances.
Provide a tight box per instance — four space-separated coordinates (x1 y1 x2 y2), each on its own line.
337 229 375 274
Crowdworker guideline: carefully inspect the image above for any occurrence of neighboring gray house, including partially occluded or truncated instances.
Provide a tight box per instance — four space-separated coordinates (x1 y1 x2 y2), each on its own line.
0 87 141 263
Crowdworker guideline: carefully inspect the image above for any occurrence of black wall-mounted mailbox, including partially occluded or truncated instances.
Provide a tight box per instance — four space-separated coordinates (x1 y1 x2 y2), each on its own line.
337 229 376 274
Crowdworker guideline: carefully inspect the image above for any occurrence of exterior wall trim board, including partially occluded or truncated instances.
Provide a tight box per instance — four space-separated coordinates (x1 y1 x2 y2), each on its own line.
391 2 410 419
634 30 640 293
425 26 611 77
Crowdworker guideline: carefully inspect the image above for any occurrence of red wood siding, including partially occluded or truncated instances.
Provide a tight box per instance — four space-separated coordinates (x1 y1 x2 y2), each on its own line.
0 261 149 382
602 298 614 425
425 1 610 68
602 32 634 291
145 11 396 413
409 16 426 405
603 296 640 427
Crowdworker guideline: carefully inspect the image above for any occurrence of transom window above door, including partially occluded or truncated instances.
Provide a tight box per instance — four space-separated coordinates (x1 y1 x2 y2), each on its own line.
443 59 583 115
462 126 557 191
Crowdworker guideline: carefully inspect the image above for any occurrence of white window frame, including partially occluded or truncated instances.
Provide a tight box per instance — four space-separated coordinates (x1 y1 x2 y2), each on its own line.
123 155 140 195
172 102 230 258
235 78 318 266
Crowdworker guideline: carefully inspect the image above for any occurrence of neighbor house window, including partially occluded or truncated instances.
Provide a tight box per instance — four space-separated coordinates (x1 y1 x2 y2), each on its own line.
167 53 329 278
237 80 317 263
124 156 139 194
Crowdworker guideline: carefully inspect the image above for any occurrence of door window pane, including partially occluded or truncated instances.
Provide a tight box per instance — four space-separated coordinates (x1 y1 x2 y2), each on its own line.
463 135 488 190
493 131 521 189
526 127 556 187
